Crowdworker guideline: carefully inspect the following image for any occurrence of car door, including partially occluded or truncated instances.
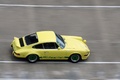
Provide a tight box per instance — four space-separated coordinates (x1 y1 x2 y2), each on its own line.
32 43 46 60
43 42 68 60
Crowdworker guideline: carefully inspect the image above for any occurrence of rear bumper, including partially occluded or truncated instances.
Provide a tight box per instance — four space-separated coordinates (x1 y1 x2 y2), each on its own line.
12 51 22 58
11 44 20 58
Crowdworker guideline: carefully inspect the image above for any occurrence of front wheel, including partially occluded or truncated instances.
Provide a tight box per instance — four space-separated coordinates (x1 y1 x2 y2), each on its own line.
69 54 81 63
27 54 38 63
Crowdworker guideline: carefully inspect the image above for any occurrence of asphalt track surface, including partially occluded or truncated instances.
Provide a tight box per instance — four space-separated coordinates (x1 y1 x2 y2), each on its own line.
0 0 120 79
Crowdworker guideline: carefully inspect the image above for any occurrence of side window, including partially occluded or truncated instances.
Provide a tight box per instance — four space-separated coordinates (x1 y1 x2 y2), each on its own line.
54 43 59 48
43 43 58 49
33 44 43 49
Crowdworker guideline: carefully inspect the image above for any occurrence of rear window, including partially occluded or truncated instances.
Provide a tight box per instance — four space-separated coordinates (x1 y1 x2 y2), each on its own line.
25 33 38 45
19 38 24 47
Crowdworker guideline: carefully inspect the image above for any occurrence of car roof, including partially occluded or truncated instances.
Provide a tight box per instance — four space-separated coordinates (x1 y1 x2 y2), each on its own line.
36 31 56 43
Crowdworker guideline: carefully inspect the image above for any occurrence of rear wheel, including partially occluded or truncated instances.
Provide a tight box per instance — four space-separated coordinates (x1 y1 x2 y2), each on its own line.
27 54 38 63
69 54 81 63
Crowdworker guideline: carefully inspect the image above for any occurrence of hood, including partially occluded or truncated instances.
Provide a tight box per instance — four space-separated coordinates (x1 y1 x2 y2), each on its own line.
63 36 90 52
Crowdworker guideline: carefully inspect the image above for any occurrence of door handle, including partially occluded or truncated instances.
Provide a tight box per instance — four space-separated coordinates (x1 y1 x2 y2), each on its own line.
44 51 48 53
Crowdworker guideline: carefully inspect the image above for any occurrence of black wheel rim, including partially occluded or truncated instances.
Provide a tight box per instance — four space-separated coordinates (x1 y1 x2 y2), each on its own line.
71 55 80 62
28 55 38 62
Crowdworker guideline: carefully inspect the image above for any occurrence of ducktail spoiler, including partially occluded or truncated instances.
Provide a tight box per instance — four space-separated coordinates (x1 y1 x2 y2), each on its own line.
14 37 21 48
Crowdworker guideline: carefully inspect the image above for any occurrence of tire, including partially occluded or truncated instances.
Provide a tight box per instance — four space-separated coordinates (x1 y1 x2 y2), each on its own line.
69 54 81 63
27 54 38 63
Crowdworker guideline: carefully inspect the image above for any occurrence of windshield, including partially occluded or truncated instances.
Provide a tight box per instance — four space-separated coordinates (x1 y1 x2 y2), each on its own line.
25 33 38 45
56 33 65 49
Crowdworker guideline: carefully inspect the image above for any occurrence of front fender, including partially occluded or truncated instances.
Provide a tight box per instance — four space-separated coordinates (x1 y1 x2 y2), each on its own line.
71 36 87 43
62 35 86 43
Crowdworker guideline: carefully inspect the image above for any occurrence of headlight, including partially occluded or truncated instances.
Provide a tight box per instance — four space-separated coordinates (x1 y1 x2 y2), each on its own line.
83 40 87 43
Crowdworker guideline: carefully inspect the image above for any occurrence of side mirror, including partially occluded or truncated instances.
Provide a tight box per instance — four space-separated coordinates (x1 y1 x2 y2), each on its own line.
58 47 61 50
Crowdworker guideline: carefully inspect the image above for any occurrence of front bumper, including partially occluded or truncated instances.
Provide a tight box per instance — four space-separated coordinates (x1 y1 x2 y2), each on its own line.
82 52 90 60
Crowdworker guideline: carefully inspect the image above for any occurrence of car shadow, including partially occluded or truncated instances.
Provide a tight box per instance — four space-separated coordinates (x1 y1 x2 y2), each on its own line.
9 48 26 62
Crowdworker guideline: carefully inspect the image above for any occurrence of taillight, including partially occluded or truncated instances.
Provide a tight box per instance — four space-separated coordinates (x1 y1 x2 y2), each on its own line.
14 52 20 55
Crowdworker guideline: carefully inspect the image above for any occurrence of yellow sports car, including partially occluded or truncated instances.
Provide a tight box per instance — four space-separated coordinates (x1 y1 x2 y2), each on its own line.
11 31 90 63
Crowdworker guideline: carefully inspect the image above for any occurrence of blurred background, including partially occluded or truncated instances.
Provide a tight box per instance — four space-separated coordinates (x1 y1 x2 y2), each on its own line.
0 0 120 79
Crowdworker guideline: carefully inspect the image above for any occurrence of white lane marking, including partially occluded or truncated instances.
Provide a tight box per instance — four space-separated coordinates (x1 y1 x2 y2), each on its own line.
1 61 120 64
0 61 26 63
0 78 88 80
81 62 120 64
26 1 37 33
0 79 119 80
0 4 120 8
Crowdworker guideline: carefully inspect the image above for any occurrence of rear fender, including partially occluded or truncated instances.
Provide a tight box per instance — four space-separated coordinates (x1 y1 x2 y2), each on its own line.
26 52 40 58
